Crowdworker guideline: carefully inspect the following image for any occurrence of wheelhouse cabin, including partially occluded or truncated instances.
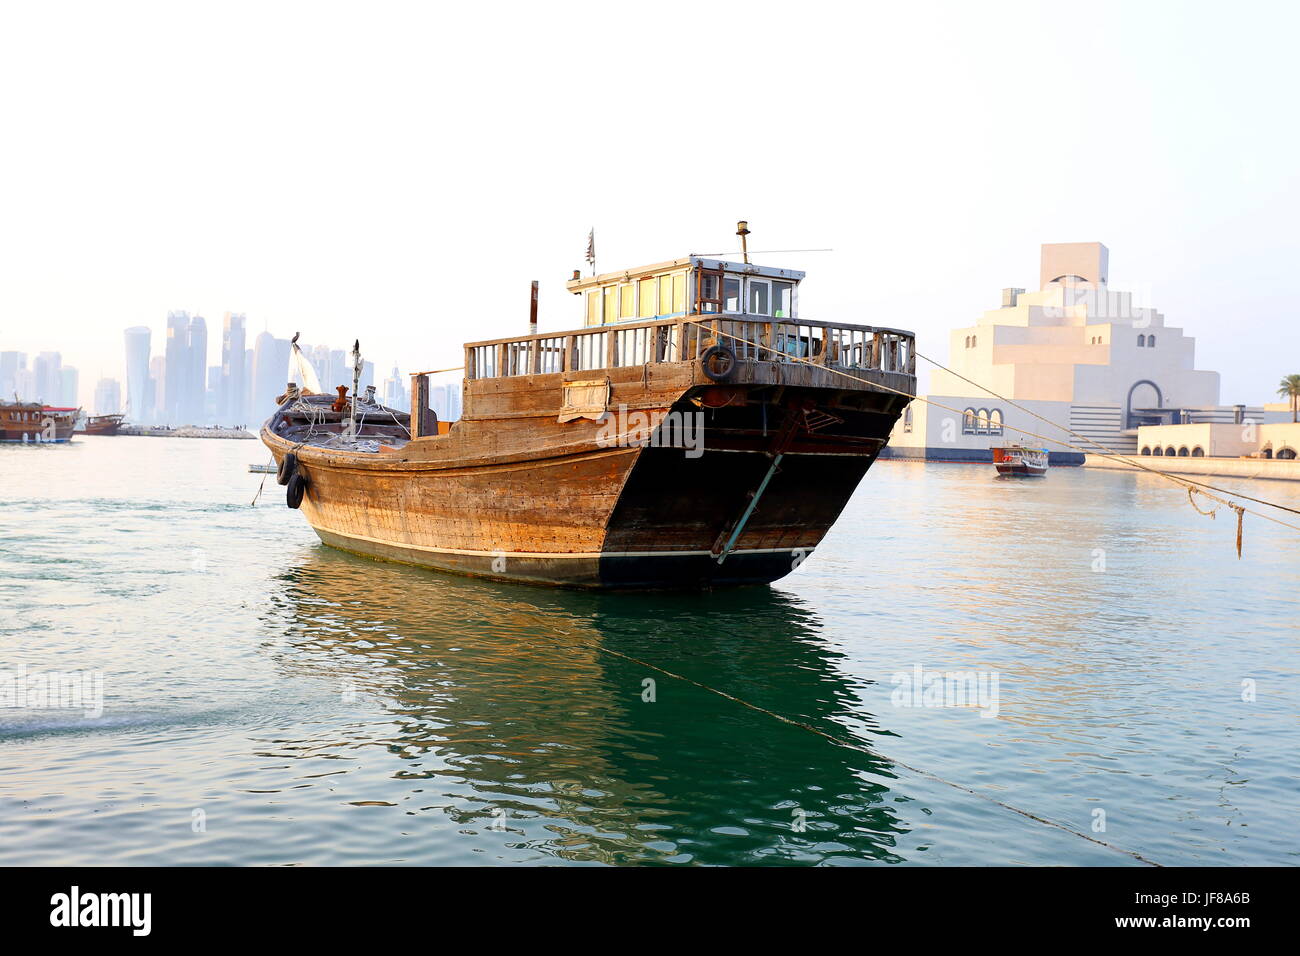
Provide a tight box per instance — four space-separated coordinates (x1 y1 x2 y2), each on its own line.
568 256 804 328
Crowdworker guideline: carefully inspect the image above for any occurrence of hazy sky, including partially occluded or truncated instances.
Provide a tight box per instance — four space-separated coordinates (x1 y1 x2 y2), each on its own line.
1 0 1296 407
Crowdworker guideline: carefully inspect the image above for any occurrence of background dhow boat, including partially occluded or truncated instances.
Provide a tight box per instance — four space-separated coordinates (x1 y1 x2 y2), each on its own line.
262 250 916 588
1 401 78 443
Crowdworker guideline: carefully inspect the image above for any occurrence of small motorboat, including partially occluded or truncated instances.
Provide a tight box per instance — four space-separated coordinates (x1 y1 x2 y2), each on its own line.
992 444 1048 477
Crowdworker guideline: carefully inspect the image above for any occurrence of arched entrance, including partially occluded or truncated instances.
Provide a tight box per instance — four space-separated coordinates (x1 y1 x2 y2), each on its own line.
1126 380 1163 429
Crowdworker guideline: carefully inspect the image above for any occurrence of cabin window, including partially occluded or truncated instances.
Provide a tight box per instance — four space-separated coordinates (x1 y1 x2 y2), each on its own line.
1138 334 1146 346
962 408 978 435
586 291 601 326
724 277 741 312
748 279 770 316
1148 334 1156 347
988 408 1004 435
603 287 617 324
619 283 635 320
638 278 656 318
672 274 686 313
773 281 794 319
699 274 720 313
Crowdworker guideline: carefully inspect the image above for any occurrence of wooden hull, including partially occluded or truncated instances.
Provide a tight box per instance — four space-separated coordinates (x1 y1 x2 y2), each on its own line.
83 415 125 435
0 406 77 443
263 361 912 589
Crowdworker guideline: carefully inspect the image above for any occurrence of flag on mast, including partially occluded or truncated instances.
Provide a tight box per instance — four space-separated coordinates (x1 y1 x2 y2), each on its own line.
586 228 596 275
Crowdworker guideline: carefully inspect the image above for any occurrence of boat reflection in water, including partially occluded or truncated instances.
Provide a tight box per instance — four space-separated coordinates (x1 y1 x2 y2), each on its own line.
263 546 922 864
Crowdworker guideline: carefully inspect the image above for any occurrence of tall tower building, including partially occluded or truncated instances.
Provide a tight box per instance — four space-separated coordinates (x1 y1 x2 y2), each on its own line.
94 378 122 415
163 311 191 423
0 351 26 399
186 314 208 423
33 352 62 404
221 312 247 424
250 332 291 422
123 326 152 422
59 367 79 407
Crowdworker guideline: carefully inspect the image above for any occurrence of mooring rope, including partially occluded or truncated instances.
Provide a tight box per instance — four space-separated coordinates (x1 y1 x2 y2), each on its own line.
554 627 1162 866
916 349 1300 520
685 321 1300 549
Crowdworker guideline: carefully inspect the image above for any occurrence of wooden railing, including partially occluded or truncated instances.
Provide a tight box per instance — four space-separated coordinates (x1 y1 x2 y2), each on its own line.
465 315 916 381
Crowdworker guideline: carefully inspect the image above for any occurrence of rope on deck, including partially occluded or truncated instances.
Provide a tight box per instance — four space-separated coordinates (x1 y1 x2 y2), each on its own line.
685 320 1300 556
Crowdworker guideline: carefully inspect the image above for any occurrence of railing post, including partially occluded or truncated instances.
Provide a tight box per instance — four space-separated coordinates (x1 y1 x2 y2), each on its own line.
529 337 541 374
410 373 432 438
563 334 576 372
872 332 882 370
606 328 618 369
465 347 475 380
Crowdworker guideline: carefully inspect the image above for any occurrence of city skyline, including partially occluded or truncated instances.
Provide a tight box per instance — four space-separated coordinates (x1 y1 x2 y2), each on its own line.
3 314 417 424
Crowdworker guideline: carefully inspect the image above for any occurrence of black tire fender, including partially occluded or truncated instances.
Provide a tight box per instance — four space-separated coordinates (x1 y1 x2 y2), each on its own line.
700 344 736 382
286 471 309 509
277 452 298 486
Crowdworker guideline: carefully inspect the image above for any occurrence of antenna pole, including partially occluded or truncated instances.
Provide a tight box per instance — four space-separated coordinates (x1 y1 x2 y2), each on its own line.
529 280 539 336
736 220 751 264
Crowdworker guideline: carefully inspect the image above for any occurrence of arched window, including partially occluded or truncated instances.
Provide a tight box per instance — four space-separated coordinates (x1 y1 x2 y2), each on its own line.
962 408 978 435
1148 335 1156 347
1138 334 1146 347
1140 446 1151 455
964 336 970 348
976 408 990 434
971 335 977 348
1153 446 1163 456
988 408 1004 436
1279 448 1297 460
1178 447 1189 457
1191 447 1204 457
1166 446 1177 457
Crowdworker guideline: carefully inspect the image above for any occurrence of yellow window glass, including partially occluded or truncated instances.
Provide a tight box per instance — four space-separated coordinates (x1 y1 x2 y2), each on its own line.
638 278 656 318
619 283 635 319
603 287 617 324
586 291 600 326
672 274 686 313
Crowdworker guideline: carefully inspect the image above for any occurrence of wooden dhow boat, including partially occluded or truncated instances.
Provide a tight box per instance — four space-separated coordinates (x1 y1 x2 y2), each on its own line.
81 413 127 435
1 401 78 443
262 250 916 589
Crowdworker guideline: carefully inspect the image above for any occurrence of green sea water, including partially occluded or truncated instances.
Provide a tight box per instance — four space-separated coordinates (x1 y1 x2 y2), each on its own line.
1 436 1296 865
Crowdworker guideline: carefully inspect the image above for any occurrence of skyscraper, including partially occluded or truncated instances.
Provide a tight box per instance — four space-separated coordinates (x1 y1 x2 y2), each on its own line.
0 351 26 400
94 378 122 415
33 352 62 404
381 364 408 411
250 332 291 422
123 326 152 422
163 311 190 423
186 314 208 423
59 367 79 407
221 312 247 424
149 356 165 422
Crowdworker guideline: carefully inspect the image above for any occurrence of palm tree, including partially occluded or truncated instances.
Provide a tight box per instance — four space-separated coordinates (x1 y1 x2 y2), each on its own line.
1278 374 1300 423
